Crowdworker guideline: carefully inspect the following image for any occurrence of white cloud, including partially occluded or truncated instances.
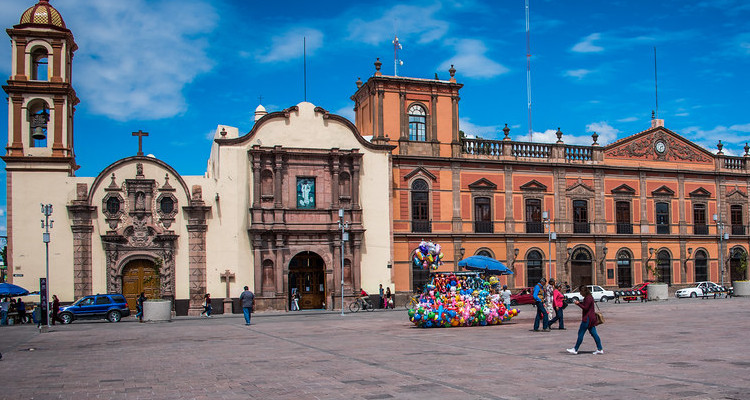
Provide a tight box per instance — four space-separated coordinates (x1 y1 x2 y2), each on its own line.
63 0 218 121
459 118 503 138
334 105 355 123
730 123 750 132
348 4 449 45
617 116 638 123
585 121 619 144
439 39 509 79
564 69 593 80
256 28 324 63
572 33 604 53
679 125 750 155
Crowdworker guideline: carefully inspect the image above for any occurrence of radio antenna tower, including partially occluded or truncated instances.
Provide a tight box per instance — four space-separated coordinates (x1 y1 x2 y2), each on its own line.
393 35 403 76
525 0 533 141
654 46 659 118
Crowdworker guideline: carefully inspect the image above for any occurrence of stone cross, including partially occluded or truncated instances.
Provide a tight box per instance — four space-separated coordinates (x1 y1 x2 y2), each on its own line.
220 269 235 299
132 130 149 156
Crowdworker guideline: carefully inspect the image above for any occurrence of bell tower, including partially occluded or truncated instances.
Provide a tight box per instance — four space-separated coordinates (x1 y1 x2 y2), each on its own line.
2 0 78 173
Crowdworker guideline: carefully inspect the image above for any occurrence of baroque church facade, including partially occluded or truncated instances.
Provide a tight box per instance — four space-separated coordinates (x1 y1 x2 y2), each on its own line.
4 1 749 314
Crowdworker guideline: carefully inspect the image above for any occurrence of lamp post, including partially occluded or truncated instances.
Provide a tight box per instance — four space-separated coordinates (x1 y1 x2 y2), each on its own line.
542 211 556 280
338 209 349 316
713 214 729 288
41 204 53 331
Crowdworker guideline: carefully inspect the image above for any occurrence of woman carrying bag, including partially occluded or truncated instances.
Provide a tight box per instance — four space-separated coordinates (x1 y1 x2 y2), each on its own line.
567 285 604 355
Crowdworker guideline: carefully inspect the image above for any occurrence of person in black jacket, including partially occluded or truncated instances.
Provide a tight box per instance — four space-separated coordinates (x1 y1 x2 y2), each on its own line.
567 285 603 355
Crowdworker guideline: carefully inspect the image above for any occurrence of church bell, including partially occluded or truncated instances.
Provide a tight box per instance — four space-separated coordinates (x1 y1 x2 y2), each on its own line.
31 106 49 140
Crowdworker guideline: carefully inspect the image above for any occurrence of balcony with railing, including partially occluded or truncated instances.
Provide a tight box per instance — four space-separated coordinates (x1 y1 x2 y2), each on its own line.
412 220 432 233
474 220 494 233
656 223 670 235
732 224 746 235
526 221 543 233
616 223 633 234
693 224 709 235
463 138 504 157
723 156 746 170
512 142 551 159
565 145 593 162
573 222 590 234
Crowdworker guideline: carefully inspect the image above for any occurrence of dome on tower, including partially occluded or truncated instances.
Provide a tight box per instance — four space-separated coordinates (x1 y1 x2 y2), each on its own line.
17 0 67 30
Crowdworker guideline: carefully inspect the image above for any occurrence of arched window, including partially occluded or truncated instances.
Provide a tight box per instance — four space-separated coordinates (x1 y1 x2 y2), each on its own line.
31 47 49 81
657 250 671 284
260 170 274 201
411 179 430 232
526 250 544 287
408 104 426 141
28 100 49 148
616 251 632 288
694 250 708 282
476 249 493 258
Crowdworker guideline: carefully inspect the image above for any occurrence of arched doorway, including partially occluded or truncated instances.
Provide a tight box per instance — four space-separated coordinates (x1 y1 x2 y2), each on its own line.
122 259 160 311
526 250 544 287
616 250 632 288
570 248 593 288
289 252 326 309
730 247 747 282
694 250 708 282
657 250 671 284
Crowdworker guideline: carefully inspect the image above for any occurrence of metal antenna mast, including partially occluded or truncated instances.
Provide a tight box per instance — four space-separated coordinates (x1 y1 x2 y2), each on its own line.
393 35 403 76
526 0 533 141
303 37 307 102
654 46 658 118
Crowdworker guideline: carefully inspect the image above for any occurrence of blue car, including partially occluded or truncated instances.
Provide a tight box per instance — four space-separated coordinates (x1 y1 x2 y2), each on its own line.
58 294 131 324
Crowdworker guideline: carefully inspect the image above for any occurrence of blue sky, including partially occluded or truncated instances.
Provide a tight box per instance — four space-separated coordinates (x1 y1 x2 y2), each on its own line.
2 0 750 234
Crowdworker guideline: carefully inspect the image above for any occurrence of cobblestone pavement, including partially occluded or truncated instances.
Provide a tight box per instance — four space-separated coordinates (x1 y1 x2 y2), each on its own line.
0 297 748 399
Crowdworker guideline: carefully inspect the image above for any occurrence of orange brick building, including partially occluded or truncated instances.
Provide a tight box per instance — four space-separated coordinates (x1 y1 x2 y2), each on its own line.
351 60 750 294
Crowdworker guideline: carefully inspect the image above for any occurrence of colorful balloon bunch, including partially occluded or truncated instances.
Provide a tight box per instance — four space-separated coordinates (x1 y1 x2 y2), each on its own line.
407 273 519 328
413 241 444 270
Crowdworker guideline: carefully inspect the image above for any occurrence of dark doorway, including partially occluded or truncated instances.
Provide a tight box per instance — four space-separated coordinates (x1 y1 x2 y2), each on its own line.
617 251 632 288
289 252 326 309
657 250 671 284
570 248 593 288
730 248 747 282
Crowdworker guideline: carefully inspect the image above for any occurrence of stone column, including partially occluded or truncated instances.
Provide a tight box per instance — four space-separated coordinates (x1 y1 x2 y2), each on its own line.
68 183 95 298
52 96 65 156
183 186 211 316
331 150 340 209
352 153 361 209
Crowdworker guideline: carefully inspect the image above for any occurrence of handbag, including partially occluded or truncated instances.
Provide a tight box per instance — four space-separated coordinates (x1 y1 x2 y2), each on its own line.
594 302 605 324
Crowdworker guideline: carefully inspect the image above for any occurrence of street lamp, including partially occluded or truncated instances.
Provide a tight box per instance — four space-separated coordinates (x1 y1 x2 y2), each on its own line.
542 211 556 280
713 214 729 287
338 209 349 316
41 204 53 331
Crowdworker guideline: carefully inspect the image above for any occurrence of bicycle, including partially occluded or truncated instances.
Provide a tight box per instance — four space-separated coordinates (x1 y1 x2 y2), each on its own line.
348 297 374 313
403 294 419 309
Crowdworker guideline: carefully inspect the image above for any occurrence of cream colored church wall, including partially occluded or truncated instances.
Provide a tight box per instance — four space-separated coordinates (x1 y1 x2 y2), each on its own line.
248 102 394 293
200 125 255 299
8 170 81 302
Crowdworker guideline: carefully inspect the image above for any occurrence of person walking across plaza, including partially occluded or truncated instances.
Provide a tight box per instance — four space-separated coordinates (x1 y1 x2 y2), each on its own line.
567 285 603 355
135 292 146 322
51 295 61 325
379 284 385 309
201 293 212 317
291 289 300 311
548 283 566 329
240 286 255 325
532 278 549 332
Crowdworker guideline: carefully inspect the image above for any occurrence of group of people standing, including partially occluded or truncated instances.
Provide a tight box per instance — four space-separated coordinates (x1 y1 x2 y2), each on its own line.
532 278 604 355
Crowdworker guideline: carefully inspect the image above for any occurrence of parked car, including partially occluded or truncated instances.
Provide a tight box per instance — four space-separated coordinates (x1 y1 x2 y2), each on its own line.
565 285 615 302
675 281 727 298
621 282 650 302
510 287 536 306
58 293 131 324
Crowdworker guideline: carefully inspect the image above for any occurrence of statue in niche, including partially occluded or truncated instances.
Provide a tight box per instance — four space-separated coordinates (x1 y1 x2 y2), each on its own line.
136 163 144 177
135 191 146 211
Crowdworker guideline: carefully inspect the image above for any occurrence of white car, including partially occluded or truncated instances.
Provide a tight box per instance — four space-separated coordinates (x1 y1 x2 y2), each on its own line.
675 281 726 298
565 285 615 302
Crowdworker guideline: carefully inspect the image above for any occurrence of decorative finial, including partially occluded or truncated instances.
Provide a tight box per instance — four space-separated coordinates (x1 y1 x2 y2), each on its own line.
356 77 362 88
449 65 456 82
592 132 599 145
717 140 724 154
556 127 563 143
220 128 227 137
652 110 655 120
374 58 382 76
503 124 510 139
744 142 749 156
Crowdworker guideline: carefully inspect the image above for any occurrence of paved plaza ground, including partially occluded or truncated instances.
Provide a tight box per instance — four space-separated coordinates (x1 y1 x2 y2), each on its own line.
0 296 748 399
